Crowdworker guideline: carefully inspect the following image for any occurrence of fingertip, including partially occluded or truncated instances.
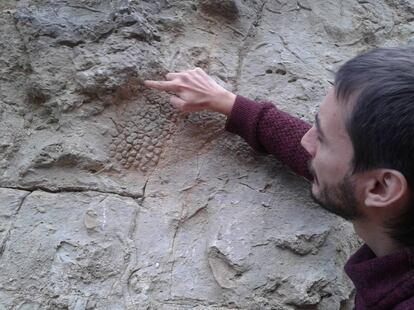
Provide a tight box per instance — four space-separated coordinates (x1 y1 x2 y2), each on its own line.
144 80 155 87
170 101 181 110
144 80 164 91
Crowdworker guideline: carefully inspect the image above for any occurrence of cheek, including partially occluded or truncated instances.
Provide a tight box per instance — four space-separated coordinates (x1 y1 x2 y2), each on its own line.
311 154 338 197
312 149 347 183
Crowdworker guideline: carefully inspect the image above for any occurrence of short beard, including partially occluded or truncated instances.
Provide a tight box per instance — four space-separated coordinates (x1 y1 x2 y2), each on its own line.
311 174 363 221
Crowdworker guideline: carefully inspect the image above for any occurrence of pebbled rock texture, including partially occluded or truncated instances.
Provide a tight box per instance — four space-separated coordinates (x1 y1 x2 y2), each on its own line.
0 0 412 309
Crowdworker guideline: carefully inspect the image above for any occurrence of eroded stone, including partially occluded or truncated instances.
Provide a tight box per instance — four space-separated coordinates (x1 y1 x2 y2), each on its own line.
109 97 179 173
0 0 411 308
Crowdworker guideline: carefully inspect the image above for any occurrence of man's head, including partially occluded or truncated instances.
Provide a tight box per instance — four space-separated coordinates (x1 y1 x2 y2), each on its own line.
301 47 414 246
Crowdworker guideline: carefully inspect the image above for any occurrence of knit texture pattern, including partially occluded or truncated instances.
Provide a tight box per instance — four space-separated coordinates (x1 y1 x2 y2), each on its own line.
345 245 414 310
225 95 312 180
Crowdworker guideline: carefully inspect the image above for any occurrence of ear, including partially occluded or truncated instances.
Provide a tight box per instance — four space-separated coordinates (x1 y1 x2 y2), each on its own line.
364 169 408 208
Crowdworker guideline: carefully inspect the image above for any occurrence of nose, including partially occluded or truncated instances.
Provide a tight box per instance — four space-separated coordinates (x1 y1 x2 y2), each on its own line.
301 126 317 157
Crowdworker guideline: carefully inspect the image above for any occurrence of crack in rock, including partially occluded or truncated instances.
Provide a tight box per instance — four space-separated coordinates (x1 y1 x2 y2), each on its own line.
0 190 31 258
234 0 268 92
0 185 143 200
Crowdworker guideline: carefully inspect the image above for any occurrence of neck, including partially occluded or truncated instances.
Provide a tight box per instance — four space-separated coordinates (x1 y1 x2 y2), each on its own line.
353 220 403 257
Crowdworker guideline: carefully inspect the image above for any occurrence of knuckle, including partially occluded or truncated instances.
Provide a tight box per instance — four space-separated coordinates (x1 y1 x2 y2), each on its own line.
180 74 190 83
176 84 185 93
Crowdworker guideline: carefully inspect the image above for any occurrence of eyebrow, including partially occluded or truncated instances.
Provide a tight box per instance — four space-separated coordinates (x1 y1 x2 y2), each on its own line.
315 114 326 140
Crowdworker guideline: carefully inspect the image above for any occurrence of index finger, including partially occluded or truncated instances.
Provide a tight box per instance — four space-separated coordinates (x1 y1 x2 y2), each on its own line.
166 72 181 81
144 80 178 92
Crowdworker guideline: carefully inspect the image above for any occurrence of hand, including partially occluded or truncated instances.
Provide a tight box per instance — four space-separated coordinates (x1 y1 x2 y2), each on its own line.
144 68 236 116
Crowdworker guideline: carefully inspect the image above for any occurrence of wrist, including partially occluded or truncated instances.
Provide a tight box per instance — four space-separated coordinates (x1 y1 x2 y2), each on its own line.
210 90 236 116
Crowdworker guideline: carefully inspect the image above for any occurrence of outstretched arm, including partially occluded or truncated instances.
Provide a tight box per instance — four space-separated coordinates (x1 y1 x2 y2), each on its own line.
226 95 312 180
145 68 312 180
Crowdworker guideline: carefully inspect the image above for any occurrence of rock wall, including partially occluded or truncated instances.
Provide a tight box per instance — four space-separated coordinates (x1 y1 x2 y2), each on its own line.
0 0 412 309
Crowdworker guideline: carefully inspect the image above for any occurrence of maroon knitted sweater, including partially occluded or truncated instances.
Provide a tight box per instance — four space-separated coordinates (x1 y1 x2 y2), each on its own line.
225 95 414 310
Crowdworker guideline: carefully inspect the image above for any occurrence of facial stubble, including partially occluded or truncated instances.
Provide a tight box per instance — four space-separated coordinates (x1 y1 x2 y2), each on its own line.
310 169 363 221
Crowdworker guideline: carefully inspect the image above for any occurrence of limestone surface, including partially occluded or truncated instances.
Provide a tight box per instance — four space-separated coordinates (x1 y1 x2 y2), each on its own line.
0 0 412 309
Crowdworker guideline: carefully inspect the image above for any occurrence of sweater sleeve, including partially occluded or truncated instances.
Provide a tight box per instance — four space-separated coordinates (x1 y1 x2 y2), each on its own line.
225 95 313 180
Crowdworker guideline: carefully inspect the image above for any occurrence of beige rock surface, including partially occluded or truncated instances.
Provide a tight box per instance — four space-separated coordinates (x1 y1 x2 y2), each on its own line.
0 0 413 309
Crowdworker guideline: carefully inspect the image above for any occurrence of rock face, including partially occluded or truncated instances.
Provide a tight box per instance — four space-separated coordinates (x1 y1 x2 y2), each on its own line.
0 0 412 309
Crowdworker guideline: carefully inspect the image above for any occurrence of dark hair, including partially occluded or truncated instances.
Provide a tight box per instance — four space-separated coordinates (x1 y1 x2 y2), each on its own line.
335 47 414 246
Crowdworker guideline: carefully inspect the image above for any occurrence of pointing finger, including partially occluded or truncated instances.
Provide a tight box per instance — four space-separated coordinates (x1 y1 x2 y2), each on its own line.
165 72 181 81
144 80 178 92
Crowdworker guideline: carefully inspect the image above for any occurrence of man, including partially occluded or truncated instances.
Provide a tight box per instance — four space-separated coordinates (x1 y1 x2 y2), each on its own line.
145 47 414 309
